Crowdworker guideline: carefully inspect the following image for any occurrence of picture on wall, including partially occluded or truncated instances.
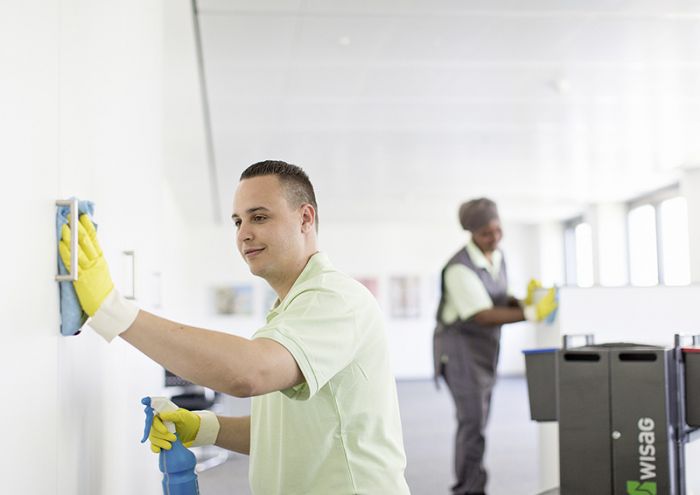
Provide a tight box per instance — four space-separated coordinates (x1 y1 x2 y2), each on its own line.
389 275 421 318
214 284 254 316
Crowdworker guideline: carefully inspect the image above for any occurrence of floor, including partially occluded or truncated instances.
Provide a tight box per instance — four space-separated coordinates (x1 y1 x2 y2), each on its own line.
197 377 540 495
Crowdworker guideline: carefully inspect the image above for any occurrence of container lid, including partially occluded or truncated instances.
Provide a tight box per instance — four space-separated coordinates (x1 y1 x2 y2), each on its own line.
682 347 700 354
591 342 662 349
522 348 558 355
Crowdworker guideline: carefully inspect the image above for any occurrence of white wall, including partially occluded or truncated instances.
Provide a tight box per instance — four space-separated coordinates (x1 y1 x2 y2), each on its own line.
559 286 700 343
2 3 62 493
1 1 208 493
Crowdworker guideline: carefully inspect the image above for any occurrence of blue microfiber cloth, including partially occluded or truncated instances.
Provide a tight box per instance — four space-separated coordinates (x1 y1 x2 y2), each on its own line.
545 287 560 325
56 199 96 336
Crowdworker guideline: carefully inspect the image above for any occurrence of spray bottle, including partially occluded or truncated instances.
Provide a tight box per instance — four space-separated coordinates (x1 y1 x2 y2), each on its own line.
141 396 200 495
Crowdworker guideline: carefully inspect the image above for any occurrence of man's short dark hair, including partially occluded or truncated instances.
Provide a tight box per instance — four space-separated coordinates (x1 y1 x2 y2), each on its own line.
240 160 319 230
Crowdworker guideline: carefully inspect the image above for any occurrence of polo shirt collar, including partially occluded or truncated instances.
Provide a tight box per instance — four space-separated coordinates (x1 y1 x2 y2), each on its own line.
266 251 330 321
466 239 502 278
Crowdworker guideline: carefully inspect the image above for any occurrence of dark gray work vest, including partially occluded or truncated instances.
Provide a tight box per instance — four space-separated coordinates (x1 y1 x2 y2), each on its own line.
433 246 509 383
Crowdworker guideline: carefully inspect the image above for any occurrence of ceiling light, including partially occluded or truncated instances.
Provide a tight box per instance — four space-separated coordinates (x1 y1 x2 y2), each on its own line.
549 77 571 95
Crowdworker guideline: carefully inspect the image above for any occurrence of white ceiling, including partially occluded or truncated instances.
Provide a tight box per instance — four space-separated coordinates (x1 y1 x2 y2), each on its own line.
197 0 700 223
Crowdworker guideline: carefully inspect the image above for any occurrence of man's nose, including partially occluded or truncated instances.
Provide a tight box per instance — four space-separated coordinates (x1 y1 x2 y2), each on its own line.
237 223 253 242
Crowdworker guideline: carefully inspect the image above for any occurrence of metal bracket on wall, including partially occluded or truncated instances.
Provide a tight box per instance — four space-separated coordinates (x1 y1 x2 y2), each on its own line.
55 198 79 281
562 333 594 349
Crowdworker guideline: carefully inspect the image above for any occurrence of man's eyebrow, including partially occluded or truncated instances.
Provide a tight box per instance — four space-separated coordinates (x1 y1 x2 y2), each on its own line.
231 206 270 220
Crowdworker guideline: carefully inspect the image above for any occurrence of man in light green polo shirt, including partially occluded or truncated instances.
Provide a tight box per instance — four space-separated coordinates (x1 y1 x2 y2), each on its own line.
59 160 410 494
249 250 407 493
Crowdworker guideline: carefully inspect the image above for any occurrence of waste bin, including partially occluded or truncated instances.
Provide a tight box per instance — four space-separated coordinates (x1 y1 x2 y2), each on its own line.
558 343 677 495
683 347 700 427
523 348 558 421
558 345 612 495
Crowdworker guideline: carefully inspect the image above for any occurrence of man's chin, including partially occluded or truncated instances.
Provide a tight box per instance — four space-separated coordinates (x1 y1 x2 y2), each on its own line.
247 263 266 278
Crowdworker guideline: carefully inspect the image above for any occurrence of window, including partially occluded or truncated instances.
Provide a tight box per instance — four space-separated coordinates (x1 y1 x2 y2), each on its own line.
627 187 690 287
562 187 690 288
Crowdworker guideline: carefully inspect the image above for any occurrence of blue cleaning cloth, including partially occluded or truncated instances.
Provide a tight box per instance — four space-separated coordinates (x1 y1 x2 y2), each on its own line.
545 287 559 325
56 199 95 336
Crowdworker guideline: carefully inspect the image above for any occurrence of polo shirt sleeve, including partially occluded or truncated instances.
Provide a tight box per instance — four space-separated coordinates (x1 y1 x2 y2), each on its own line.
253 287 359 401
444 264 494 321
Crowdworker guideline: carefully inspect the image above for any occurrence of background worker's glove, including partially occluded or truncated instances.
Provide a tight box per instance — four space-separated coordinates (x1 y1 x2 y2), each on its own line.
58 213 138 341
523 278 542 306
524 287 558 323
148 408 221 453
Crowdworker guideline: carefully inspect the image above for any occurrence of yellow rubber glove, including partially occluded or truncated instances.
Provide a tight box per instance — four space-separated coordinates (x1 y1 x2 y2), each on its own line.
524 278 542 306
535 287 558 321
58 214 114 316
148 408 201 453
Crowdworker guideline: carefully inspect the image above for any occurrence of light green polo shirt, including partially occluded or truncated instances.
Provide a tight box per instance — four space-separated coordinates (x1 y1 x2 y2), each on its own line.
441 239 506 324
250 252 410 495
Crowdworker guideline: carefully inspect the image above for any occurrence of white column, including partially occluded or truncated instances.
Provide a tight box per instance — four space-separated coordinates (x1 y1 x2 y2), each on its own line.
533 289 562 492
587 203 628 287
681 166 700 283
537 222 565 287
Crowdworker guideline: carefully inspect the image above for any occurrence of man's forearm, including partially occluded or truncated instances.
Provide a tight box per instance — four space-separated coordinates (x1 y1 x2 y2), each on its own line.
121 311 299 397
215 415 251 455
471 306 525 326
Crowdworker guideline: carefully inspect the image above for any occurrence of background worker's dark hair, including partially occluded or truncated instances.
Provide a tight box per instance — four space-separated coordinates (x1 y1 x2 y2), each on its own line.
240 160 319 231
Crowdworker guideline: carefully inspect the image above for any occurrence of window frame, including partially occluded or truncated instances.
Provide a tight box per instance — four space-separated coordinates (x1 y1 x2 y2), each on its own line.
562 215 585 287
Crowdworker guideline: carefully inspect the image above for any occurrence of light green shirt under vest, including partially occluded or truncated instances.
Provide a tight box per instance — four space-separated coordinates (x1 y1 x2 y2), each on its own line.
250 252 410 495
441 239 506 324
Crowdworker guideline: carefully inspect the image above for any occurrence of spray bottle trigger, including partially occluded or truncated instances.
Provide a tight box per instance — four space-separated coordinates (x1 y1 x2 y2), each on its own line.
141 396 155 443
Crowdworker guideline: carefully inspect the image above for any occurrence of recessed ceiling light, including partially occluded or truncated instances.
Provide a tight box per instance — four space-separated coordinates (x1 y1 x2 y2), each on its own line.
549 77 571 95
338 36 351 46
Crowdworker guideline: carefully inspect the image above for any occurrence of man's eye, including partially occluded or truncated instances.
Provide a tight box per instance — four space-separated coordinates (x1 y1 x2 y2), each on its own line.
253 215 266 222
234 220 241 228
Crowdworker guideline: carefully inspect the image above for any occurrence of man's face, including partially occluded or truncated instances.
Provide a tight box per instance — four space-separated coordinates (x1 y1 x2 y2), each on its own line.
472 219 503 254
232 175 305 280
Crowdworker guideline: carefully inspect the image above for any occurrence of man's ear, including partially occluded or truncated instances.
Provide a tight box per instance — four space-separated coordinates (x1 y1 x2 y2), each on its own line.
300 204 316 233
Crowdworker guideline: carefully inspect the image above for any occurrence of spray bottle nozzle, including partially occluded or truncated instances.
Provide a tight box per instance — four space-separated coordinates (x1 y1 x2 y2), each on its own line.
141 396 180 444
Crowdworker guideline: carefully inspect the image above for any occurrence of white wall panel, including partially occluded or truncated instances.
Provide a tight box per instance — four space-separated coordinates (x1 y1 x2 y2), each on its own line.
1 2 61 493
1 1 204 493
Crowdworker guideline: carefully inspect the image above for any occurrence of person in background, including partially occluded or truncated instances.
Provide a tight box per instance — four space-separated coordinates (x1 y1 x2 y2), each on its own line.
433 198 557 495
60 160 410 495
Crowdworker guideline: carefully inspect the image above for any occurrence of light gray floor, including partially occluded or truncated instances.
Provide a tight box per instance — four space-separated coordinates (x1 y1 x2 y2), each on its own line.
198 377 540 495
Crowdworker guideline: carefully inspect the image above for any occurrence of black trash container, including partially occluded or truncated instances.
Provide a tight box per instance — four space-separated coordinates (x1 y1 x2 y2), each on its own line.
523 348 558 422
683 347 700 427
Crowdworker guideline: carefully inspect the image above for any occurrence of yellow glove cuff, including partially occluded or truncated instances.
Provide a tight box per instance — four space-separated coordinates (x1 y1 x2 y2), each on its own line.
524 305 538 322
191 410 220 447
88 289 139 342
